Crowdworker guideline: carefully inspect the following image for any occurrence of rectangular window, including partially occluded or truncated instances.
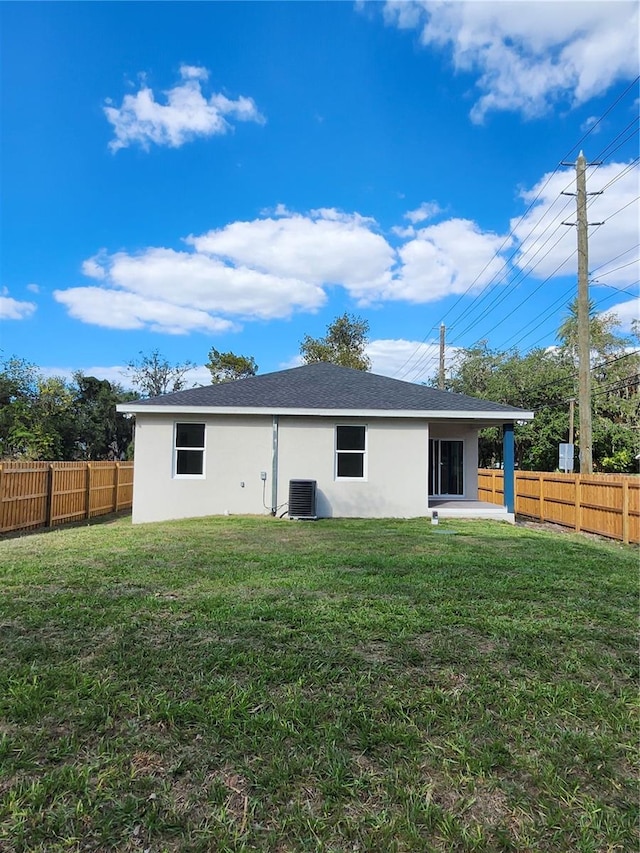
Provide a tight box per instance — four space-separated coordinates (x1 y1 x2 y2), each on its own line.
336 425 366 479
174 423 205 477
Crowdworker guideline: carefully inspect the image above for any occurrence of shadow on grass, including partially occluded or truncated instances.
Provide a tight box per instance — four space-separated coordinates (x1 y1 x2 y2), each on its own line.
0 509 132 541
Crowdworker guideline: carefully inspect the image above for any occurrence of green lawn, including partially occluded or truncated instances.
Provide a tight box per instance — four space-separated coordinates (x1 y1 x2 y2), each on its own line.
0 516 637 852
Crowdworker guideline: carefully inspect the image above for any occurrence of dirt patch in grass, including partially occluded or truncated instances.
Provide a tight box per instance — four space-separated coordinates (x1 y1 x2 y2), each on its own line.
131 750 167 777
461 782 511 825
353 640 393 664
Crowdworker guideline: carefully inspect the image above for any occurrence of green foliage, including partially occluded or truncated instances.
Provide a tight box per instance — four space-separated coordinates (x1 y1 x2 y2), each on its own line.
205 348 258 383
0 355 135 461
445 343 575 470
0 357 40 459
300 313 371 370
600 448 635 473
72 373 136 460
444 320 639 472
124 349 196 398
557 299 626 363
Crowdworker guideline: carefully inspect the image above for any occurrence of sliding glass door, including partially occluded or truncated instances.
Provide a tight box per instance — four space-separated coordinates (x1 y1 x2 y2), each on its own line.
429 439 464 497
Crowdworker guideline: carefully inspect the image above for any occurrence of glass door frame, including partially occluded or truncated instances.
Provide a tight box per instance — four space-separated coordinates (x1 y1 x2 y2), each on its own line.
429 438 465 498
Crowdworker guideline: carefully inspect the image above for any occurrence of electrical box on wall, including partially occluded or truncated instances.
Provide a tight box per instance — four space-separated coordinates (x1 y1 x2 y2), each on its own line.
260 471 267 481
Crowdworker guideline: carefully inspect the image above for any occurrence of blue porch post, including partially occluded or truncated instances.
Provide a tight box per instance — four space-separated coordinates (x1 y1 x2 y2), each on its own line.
503 423 515 514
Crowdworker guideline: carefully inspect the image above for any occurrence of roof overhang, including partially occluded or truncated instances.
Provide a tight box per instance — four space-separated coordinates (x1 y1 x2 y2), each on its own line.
117 404 534 422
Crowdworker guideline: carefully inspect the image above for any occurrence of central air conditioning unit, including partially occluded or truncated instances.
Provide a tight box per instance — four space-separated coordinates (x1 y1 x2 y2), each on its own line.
288 479 317 520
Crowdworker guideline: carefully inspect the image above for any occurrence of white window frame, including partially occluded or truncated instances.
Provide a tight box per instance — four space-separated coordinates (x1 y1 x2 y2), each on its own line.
335 424 368 481
173 422 206 479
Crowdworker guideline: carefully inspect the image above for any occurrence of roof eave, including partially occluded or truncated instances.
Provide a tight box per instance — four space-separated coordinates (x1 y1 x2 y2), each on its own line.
117 404 534 421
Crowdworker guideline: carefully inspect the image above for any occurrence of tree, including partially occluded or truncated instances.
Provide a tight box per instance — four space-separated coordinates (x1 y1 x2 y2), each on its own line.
300 313 371 371
557 301 638 471
0 355 138 461
124 350 196 398
443 311 639 473
0 357 76 460
557 299 628 363
72 373 136 460
0 356 37 458
205 348 258 383
444 344 574 470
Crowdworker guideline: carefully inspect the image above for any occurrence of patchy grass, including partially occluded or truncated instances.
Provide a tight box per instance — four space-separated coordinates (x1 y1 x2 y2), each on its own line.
0 516 637 852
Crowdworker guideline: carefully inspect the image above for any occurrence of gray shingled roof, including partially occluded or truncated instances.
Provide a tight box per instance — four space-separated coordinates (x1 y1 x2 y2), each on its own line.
128 362 529 415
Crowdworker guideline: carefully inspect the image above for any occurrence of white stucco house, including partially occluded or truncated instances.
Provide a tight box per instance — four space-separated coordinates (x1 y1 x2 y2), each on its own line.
118 362 533 524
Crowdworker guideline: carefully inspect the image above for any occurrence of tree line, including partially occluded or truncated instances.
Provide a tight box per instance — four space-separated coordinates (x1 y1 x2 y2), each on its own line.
442 306 639 473
1 309 637 470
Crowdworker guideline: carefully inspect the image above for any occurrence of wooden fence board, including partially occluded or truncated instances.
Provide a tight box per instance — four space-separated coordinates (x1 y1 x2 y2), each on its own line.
0 461 133 534
479 469 639 544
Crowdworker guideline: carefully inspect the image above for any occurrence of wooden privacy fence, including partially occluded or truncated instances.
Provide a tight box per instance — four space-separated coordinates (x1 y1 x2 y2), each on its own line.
478 468 639 544
0 461 134 535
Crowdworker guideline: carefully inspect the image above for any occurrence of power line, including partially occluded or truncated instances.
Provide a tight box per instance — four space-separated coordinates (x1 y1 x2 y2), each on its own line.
403 208 581 380
455 192 640 357
414 165 637 377
393 79 640 381
593 259 640 280
507 281 639 354
591 243 640 273
561 76 640 161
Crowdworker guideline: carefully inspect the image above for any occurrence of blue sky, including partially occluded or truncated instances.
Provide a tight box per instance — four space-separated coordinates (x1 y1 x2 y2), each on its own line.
1 1 638 388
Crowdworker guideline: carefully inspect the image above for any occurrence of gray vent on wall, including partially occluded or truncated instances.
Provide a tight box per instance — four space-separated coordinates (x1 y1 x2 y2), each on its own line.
288 479 317 519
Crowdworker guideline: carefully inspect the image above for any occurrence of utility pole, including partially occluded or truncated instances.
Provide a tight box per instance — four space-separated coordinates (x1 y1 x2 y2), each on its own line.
561 151 603 474
438 324 446 390
575 152 593 474
568 398 575 446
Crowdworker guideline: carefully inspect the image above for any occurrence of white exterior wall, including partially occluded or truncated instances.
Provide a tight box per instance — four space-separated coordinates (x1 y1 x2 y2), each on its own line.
429 422 479 499
131 412 481 523
131 414 273 523
276 416 429 518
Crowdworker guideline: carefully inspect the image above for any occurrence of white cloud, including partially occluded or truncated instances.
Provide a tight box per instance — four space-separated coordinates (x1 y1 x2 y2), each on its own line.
384 1 639 122
260 203 294 218
40 363 213 390
278 354 305 371
366 338 439 379
512 161 640 285
76 247 325 320
53 287 236 335
387 218 510 303
188 209 396 302
26 283 40 294
55 205 523 333
391 225 416 239
604 296 640 332
580 116 601 134
40 364 127 385
404 201 442 224
366 338 461 382
82 255 107 280
278 339 457 382
0 289 37 320
104 65 265 152
55 231 329 335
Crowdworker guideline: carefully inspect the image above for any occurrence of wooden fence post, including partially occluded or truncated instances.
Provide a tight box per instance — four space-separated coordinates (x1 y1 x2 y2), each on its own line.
85 464 92 521
622 478 629 545
538 473 544 522
45 464 54 527
574 475 582 533
114 462 120 512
